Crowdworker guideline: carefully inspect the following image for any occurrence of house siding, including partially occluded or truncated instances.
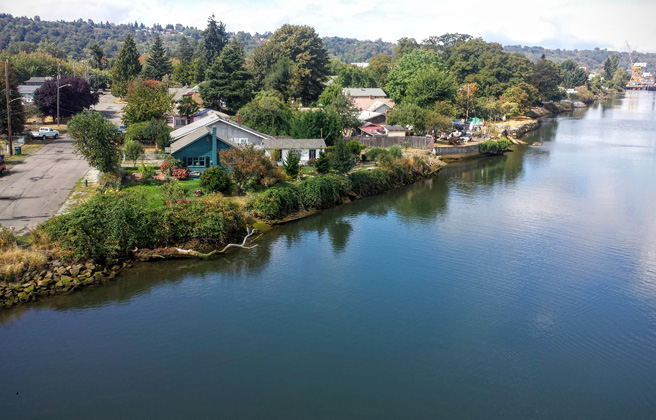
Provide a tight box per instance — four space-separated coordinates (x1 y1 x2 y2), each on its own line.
171 134 232 173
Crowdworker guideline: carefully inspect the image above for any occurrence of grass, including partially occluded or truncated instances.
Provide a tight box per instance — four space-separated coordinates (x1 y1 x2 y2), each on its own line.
0 227 47 280
122 179 202 209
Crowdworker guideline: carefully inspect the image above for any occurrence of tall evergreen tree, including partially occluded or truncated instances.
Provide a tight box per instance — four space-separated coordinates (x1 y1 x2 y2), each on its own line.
202 14 228 66
111 34 141 97
0 60 25 136
176 37 193 62
89 44 104 69
143 35 173 81
200 41 252 114
531 54 562 103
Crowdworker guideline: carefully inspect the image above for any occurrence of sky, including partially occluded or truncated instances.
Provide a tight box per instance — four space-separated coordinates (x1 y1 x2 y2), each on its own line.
4 0 656 53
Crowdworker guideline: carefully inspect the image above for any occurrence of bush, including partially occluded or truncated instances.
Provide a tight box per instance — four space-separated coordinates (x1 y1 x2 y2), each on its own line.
283 149 301 178
38 191 157 261
139 163 155 180
348 169 391 197
365 148 389 161
315 151 331 174
157 131 171 150
247 183 303 220
220 145 276 192
125 122 149 142
478 138 509 155
389 144 403 158
297 174 351 209
200 165 231 194
172 167 190 180
162 180 189 203
122 140 144 166
347 140 363 156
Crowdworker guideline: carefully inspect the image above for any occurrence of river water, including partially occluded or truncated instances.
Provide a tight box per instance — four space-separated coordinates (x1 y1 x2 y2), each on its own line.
2 92 656 419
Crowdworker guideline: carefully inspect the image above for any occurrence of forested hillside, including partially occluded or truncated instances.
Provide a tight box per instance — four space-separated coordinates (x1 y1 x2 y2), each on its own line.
322 37 395 62
503 45 656 72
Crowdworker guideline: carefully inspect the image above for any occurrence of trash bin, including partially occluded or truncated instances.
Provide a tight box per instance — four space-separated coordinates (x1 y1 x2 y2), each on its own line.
14 145 22 155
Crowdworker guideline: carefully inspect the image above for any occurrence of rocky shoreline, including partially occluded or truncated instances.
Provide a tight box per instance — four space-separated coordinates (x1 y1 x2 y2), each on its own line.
0 259 128 309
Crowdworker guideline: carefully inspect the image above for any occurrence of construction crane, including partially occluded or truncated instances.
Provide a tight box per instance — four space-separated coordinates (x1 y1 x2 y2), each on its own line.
625 41 646 88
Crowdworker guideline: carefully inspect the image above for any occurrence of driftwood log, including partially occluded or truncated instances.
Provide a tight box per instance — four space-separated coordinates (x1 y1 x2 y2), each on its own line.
133 228 260 261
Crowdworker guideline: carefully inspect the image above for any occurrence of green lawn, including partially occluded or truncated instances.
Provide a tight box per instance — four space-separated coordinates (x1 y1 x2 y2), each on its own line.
122 179 202 209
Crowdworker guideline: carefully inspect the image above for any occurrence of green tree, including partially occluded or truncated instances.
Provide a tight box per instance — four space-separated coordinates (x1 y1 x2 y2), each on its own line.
385 49 444 103
89 44 104 69
68 110 121 174
202 14 229 66
330 139 353 174
455 82 479 119
176 37 194 62
291 109 343 146
283 149 301 178
177 96 200 123
612 68 628 89
421 33 473 60
122 79 173 125
367 54 393 88
111 34 141 97
0 60 25 137
501 85 531 116
387 102 427 132
561 60 587 88
250 24 329 103
315 150 331 174
36 41 66 60
143 35 173 81
200 40 252 114
603 54 619 80
239 91 293 136
405 67 457 108
394 37 419 60
531 54 562 103
262 57 295 100
122 140 144 166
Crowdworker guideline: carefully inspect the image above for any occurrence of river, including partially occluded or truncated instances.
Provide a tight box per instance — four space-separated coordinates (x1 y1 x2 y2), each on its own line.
2 92 656 419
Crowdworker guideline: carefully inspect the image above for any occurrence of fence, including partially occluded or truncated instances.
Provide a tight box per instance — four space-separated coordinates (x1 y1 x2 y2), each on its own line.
346 136 434 149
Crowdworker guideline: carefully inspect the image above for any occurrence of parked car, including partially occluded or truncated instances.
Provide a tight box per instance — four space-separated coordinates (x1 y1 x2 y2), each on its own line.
97 89 104 94
118 125 128 134
29 127 59 139
0 154 6 175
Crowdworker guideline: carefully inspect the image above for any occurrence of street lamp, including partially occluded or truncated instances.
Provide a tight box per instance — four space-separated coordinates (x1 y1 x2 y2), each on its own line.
56 83 72 126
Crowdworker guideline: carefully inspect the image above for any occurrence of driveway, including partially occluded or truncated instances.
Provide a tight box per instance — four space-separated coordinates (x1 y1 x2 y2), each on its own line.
0 136 89 232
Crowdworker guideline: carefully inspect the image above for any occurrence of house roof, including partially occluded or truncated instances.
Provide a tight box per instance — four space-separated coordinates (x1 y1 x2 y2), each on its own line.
352 97 395 111
170 110 270 142
384 125 405 131
168 85 200 101
343 87 387 98
169 126 234 155
18 85 39 94
24 77 53 85
262 138 327 150
358 110 384 122
359 124 385 136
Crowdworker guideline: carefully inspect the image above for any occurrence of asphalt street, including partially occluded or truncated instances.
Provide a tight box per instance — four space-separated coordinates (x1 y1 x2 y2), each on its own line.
0 136 89 231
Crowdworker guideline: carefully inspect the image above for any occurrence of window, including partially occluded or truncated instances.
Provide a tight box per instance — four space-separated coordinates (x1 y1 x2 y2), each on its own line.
238 138 248 145
174 118 187 127
309 149 316 159
186 157 207 167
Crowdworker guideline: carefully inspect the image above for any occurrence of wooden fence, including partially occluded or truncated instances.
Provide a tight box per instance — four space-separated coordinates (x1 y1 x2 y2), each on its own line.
346 136 434 149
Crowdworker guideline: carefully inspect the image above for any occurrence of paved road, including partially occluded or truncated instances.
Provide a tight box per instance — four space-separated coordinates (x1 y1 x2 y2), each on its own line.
0 136 89 231
94 93 125 125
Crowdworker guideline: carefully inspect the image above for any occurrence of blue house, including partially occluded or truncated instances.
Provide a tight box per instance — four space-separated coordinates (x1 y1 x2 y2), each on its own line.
168 126 233 173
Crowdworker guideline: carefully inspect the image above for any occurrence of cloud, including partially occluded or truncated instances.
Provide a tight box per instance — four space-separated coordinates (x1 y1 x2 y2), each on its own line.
4 0 656 52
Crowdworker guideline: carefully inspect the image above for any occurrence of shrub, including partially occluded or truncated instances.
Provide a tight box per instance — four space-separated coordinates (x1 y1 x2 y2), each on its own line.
139 163 155 180
283 149 301 178
298 174 351 209
348 169 391 197
162 180 189 203
247 183 303 220
478 138 509 155
331 139 354 174
172 167 190 180
315 151 331 174
365 148 389 162
199 165 231 194
157 131 171 150
220 145 276 192
122 140 144 166
38 191 157 261
347 140 363 156
389 144 403 158
125 122 149 142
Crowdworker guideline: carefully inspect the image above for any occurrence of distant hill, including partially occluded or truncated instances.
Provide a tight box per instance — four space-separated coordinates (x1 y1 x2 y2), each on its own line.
503 45 656 72
2 14 655 73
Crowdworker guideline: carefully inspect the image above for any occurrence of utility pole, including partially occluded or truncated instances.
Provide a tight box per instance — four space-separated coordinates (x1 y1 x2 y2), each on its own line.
5 59 12 156
56 63 60 126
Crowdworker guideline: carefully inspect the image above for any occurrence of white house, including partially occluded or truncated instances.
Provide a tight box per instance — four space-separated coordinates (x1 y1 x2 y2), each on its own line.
169 111 271 146
262 138 327 165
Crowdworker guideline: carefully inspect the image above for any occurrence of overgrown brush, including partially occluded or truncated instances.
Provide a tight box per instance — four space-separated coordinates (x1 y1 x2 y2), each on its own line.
297 174 351 209
348 169 391 197
247 184 303 220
